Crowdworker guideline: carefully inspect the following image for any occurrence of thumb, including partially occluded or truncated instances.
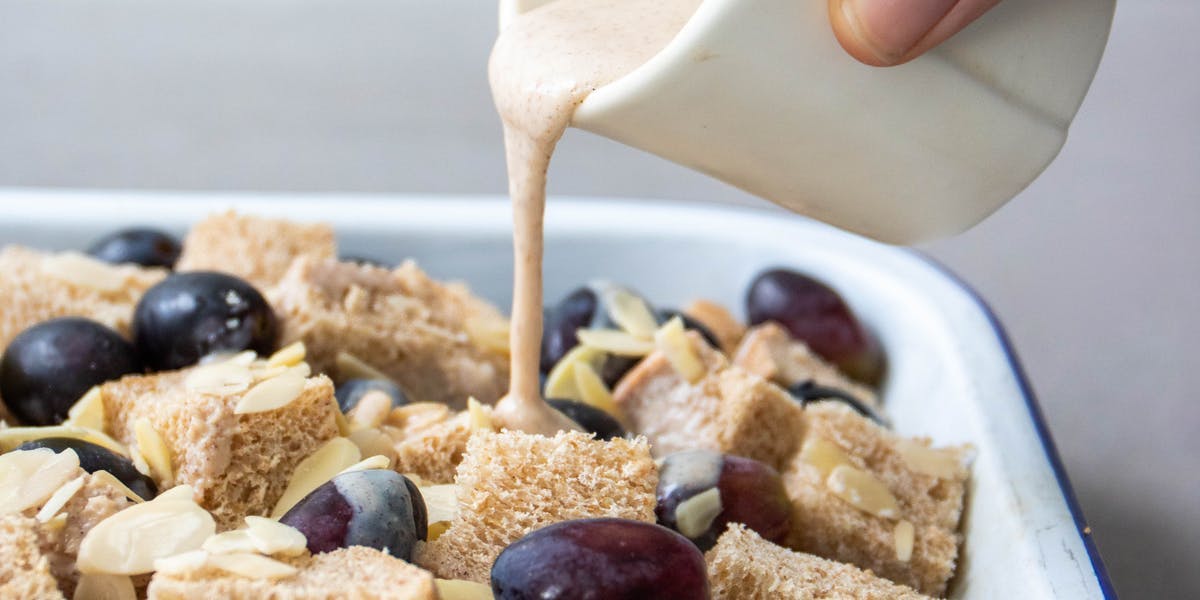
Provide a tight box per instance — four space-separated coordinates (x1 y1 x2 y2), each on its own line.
829 0 1002 67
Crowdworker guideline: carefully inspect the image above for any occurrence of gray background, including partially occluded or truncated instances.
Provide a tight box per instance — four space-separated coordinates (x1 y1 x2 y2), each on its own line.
1 1 1196 597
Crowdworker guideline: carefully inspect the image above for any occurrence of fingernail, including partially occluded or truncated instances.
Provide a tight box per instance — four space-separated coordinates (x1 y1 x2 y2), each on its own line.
841 0 959 62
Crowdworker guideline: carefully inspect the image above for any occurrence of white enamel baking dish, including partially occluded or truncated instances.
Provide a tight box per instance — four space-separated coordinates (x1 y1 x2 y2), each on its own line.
0 191 1114 599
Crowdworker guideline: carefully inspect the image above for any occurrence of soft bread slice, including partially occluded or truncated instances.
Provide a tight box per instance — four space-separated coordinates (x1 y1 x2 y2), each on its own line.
100 368 340 530
707 524 931 600
268 257 509 408
175 211 336 291
0 516 67 600
612 334 805 471
147 546 436 600
784 403 971 596
416 430 658 583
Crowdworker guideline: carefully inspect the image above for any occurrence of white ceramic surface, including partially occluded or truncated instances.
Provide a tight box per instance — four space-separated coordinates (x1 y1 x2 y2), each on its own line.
0 191 1112 598
498 0 1115 243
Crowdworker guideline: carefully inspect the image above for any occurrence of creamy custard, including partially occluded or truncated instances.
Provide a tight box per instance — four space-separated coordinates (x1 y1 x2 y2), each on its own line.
489 0 700 433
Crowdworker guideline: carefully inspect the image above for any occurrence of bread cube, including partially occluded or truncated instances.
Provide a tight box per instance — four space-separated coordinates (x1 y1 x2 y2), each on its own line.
0 515 64 600
175 211 336 291
388 404 473 485
416 430 658 583
732 322 878 407
706 524 931 600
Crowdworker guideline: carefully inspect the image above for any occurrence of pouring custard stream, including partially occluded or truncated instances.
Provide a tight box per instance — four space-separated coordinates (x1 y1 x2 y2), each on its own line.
489 0 701 434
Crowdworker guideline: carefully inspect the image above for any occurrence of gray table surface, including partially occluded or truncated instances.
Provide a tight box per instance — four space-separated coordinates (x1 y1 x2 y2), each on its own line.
2 1 1196 597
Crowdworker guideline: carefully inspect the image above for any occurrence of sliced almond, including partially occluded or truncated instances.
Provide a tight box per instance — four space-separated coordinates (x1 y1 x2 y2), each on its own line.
156 485 199 503
229 351 259 366
542 345 604 403
331 395 352 437
41 252 127 292
427 521 451 542
134 418 173 485
202 530 259 555
0 425 127 456
91 470 146 504
234 366 307 414
44 513 69 532
435 579 494 600
894 519 915 562
826 465 900 519
152 549 210 576
466 316 511 355
74 573 136 600
185 361 254 396
895 439 963 480
206 552 298 580
0 448 81 515
270 437 361 519
348 390 393 431
66 387 106 432
798 437 854 479
606 287 659 338
244 516 307 557
36 475 86 522
338 454 391 475
346 428 397 466
77 497 216 575
674 487 723 539
466 397 493 433
266 342 307 368
654 316 706 384
572 361 623 419
419 484 458 524
335 351 390 382
576 328 655 357
388 402 452 431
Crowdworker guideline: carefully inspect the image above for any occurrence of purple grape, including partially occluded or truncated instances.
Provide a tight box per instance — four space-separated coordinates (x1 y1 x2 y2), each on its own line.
540 287 598 373
279 469 426 560
87 228 181 269
745 268 883 385
0 318 141 426
656 450 791 551
491 518 709 599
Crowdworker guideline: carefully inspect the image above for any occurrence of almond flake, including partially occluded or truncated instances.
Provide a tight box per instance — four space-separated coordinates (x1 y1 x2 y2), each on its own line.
466 397 493 433
465 316 511 355
152 550 210 575
826 465 900 519
184 361 254 396
894 519 915 562
266 342 307 368
36 475 86 522
674 487 723 539
206 552 298 580
330 395 352 436
134 418 173 485
234 366 307 414
244 516 307 557
388 402 452 430
335 351 390 382
605 288 659 338
0 448 81 515
427 521 451 541
654 316 706 384
419 484 458 524
74 573 136 600
338 454 391 475
435 579 494 600
346 428 397 465
895 439 963 480
0 425 128 455
77 496 215 575
156 485 199 503
798 437 854 479
348 390 393 431
542 345 604 402
575 328 656 356
92 470 146 503
571 362 623 419
66 387 106 432
44 513 69 532
270 437 361 518
41 252 127 292
202 530 259 555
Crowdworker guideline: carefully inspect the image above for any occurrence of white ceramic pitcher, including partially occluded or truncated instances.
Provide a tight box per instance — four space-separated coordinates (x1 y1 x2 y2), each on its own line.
498 0 1115 243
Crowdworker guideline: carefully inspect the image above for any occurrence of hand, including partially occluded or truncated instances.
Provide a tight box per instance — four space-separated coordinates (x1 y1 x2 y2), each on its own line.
829 0 1002 66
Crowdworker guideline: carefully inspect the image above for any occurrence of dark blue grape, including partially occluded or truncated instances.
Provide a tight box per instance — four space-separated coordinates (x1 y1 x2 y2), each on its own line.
787 380 889 427
0 318 141 426
334 379 408 414
279 469 426 560
14 438 157 499
540 287 598 373
546 399 626 441
87 228 181 269
132 271 277 371
491 518 709 600
745 268 883 385
656 450 790 551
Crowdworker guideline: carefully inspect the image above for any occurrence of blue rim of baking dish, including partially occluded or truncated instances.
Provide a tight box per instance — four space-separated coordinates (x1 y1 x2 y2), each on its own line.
914 251 1118 599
